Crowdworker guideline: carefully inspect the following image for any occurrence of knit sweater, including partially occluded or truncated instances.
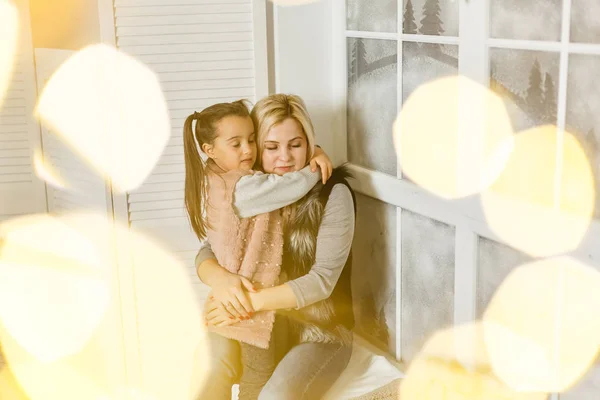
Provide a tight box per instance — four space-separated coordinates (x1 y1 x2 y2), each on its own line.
205 160 286 349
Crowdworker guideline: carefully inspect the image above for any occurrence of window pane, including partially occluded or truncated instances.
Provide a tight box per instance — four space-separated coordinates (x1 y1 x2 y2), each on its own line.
347 0 397 33
477 237 532 316
400 42 458 183
570 0 600 43
401 210 454 363
490 49 560 132
402 42 458 104
347 38 398 175
560 364 600 400
352 193 397 354
401 0 459 37
490 0 562 41
566 54 600 219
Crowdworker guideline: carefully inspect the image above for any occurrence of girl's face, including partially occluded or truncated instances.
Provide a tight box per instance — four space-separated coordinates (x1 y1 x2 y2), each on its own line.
203 115 256 171
261 118 308 175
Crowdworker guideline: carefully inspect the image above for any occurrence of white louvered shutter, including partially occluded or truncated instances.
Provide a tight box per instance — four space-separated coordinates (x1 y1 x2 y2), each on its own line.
114 0 262 277
33 49 110 215
0 0 47 220
110 1 266 397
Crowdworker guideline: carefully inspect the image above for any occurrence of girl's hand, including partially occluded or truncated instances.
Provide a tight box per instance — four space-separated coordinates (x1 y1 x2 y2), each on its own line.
209 269 257 319
205 295 244 327
309 146 333 184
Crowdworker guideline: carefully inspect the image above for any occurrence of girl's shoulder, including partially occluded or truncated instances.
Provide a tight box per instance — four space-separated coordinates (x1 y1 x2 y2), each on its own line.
207 167 251 184
220 168 251 181
205 159 251 181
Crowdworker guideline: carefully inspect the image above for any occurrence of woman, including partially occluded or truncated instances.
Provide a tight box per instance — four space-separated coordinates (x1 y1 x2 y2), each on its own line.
194 94 356 400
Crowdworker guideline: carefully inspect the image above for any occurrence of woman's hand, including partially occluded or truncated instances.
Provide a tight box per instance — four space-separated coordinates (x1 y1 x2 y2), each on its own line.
209 269 257 319
309 146 333 184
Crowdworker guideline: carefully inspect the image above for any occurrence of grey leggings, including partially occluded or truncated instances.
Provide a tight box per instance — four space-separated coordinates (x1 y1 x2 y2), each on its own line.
192 332 352 400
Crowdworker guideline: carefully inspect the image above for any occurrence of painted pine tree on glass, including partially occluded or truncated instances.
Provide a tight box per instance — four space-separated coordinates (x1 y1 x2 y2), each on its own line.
526 59 544 119
349 39 368 85
542 72 557 124
419 0 444 36
403 0 418 34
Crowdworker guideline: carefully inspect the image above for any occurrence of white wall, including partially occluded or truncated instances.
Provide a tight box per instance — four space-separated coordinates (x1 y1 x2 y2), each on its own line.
273 0 345 165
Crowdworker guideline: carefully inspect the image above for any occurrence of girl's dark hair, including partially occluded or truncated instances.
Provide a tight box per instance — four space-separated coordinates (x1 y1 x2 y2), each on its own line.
183 100 251 240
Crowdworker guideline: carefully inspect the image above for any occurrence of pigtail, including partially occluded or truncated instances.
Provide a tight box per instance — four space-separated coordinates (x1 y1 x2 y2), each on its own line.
182 100 252 240
183 113 209 240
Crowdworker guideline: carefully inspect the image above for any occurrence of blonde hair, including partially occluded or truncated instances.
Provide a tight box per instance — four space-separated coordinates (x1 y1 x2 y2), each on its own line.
251 94 316 169
251 94 317 230
183 100 251 240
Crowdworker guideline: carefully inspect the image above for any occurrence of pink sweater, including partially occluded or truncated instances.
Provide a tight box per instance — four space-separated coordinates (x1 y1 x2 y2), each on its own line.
205 160 284 349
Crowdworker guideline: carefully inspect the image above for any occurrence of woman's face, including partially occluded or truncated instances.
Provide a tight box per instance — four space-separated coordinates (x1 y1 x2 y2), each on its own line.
261 118 308 175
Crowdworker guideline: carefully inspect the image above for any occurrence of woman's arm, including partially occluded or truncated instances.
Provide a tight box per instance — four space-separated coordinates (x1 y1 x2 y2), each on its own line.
249 184 355 312
194 240 217 273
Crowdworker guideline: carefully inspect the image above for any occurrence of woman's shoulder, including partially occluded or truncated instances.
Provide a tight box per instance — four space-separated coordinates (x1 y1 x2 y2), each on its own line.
322 165 355 210
321 164 353 191
323 184 355 220
317 183 355 232
328 165 354 185
329 184 353 204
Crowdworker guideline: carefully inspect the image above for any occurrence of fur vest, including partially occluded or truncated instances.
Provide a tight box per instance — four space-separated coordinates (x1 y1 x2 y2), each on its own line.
282 165 356 345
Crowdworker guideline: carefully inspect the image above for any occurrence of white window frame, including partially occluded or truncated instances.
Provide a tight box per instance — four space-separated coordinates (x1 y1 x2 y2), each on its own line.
332 0 600 371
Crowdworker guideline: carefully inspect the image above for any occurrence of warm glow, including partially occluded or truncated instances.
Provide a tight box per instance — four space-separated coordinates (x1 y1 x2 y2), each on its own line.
394 75 514 199
7 356 109 400
0 366 27 399
0 214 110 363
481 125 595 257
98 387 158 400
35 44 170 193
400 322 547 400
0 213 208 399
269 0 321 5
483 257 600 392
0 262 109 362
33 150 68 189
0 0 19 108
126 223 208 400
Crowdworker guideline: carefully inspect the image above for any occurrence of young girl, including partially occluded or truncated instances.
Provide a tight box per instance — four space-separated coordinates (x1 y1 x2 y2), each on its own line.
183 99 331 399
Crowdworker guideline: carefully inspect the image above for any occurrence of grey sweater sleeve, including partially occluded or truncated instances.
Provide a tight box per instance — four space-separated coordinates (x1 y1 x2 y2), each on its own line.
195 240 216 268
286 184 355 309
233 166 320 218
